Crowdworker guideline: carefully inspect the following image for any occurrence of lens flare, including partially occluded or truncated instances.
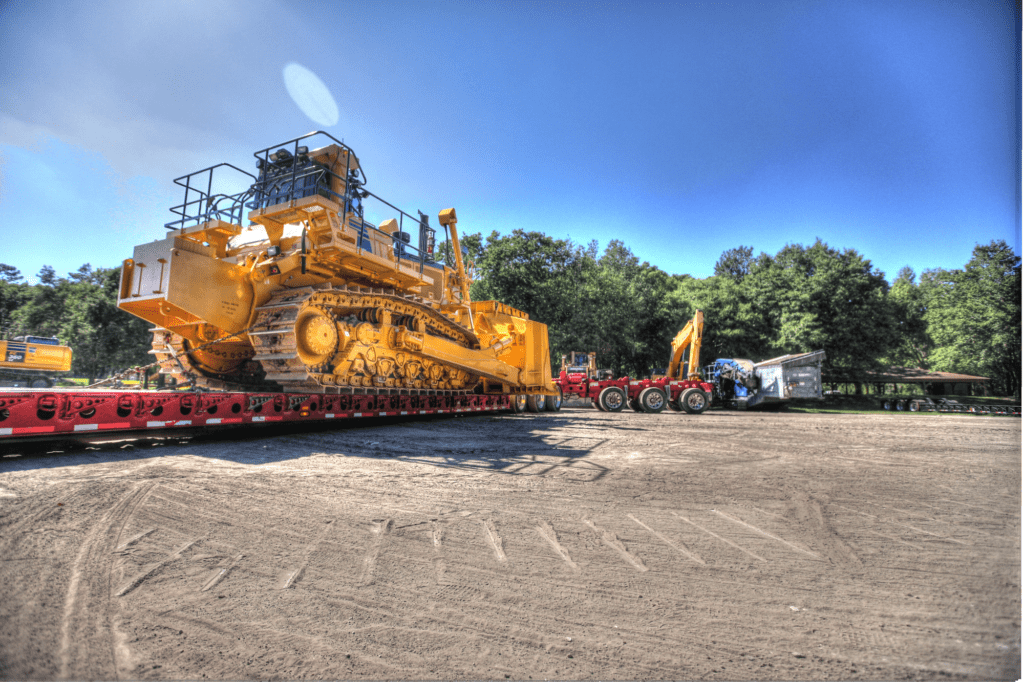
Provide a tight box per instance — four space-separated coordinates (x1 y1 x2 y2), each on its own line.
282 63 339 127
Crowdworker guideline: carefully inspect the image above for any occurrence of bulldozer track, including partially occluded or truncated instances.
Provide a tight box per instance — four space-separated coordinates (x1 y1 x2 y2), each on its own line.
149 284 480 395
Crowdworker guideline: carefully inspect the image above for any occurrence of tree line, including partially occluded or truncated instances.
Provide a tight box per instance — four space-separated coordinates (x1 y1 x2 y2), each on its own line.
0 264 152 384
456 234 1019 398
1 236 1019 397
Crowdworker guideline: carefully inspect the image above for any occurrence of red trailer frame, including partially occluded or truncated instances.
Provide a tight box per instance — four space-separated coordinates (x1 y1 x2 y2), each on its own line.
0 389 512 445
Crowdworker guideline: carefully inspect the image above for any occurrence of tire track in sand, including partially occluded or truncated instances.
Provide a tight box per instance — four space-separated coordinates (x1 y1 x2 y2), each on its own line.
582 518 647 572
481 519 507 562
59 481 157 680
711 509 822 559
116 539 199 597
535 520 580 573
201 554 245 592
431 520 447 584
359 518 393 586
670 511 767 563
628 513 705 565
277 520 334 590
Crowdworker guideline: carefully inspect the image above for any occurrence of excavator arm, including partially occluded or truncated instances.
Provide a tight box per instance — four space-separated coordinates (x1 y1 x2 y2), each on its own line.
667 310 704 380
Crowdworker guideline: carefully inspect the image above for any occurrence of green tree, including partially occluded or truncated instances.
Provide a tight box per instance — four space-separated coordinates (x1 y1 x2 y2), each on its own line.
885 266 931 367
750 240 897 378
713 245 755 280
921 240 1021 397
0 264 28 338
593 241 679 376
10 266 67 338
8 264 152 383
670 269 771 363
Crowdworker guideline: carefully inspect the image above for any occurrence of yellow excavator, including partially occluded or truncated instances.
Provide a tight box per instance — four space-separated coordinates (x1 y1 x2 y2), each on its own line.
117 132 557 405
0 335 72 388
667 310 704 381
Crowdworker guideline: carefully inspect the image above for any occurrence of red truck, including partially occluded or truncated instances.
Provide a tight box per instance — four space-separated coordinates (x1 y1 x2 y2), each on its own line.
555 311 714 414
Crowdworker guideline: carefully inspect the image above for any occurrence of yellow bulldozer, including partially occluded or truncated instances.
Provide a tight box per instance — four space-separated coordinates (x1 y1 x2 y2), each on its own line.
117 132 557 404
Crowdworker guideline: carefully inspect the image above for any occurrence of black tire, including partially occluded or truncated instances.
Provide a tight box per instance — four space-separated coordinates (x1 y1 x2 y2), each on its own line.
511 394 527 413
881 399 893 411
598 387 626 412
593 397 606 411
895 400 906 412
667 394 683 412
30 377 51 389
548 388 563 412
527 394 547 412
909 400 920 412
681 388 710 415
629 398 644 412
638 387 667 413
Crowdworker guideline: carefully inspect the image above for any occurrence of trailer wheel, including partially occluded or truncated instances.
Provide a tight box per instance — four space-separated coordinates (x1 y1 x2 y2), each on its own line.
527 394 547 412
895 400 906 411
548 388 563 412
30 378 51 388
638 387 667 413
598 387 626 412
681 388 709 414
909 400 921 412
511 394 528 413
881 399 893 411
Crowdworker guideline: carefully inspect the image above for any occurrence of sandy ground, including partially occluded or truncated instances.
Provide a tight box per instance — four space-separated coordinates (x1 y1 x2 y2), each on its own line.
0 406 1019 681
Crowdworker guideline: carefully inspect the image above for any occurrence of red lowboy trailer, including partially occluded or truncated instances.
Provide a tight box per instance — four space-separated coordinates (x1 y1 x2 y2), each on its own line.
0 388 512 446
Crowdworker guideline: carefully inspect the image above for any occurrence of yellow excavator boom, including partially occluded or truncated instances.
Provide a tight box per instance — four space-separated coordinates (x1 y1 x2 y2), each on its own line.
667 310 704 381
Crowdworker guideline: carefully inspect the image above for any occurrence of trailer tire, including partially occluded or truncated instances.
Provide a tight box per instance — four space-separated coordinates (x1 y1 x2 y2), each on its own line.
896 400 906 411
881 399 893 411
909 400 921 412
511 394 528 413
681 388 709 415
598 387 626 412
548 388 563 412
30 378 51 388
527 394 547 412
639 387 667 413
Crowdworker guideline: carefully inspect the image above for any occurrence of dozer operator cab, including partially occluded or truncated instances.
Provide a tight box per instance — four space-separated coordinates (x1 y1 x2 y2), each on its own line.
246 141 439 269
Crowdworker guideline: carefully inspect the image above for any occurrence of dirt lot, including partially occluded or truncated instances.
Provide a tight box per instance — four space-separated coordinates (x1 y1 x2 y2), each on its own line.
0 406 1019 680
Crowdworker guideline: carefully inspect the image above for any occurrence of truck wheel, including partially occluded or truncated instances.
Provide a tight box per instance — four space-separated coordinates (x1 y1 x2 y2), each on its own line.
527 394 547 412
881 399 893 411
909 400 920 412
681 388 709 414
638 387 667 413
30 378 51 388
895 400 906 411
548 388 563 412
511 394 528 413
598 387 626 412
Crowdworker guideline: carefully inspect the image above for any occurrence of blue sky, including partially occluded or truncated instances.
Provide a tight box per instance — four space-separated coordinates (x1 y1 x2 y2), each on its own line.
0 0 1019 285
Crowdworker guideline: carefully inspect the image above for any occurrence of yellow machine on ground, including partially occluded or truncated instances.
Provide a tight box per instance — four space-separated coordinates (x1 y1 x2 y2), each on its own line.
0 336 72 388
117 132 556 402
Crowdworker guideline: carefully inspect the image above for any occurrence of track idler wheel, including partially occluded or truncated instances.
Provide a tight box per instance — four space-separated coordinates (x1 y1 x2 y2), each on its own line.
294 306 342 369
